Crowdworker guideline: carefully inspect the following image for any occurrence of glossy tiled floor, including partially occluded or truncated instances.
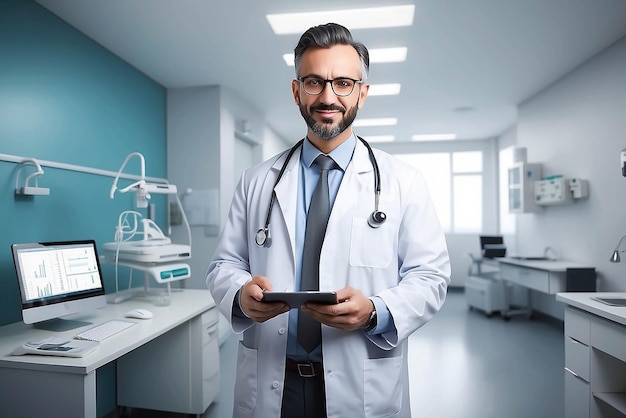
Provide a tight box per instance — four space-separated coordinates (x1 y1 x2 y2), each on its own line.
127 289 565 418
408 289 564 418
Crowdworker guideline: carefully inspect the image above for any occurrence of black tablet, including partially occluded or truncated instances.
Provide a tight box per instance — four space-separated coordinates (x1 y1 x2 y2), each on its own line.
261 291 338 308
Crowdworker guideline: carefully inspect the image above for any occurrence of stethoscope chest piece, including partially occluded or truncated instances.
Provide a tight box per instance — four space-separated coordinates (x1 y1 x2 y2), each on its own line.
255 228 270 247
368 210 387 228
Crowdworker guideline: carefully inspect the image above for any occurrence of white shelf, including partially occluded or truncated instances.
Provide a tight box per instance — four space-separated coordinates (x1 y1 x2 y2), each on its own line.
594 392 626 415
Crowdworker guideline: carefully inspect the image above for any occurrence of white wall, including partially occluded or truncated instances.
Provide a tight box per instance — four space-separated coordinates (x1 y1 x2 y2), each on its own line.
167 85 274 290
262 125 294 161
167 86 221 290
513 36 626 293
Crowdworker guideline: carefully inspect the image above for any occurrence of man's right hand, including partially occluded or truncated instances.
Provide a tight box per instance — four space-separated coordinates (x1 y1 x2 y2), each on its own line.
239 275 289 322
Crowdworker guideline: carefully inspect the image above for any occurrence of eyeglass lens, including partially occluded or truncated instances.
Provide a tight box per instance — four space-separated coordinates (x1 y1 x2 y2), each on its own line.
301 78 357 96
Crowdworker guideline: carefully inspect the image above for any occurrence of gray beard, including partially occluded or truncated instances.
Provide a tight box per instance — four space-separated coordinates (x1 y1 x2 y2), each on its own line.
299 104 358 140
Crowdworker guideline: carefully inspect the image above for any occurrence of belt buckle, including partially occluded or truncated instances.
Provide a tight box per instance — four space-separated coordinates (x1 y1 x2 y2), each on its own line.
296 362 316 378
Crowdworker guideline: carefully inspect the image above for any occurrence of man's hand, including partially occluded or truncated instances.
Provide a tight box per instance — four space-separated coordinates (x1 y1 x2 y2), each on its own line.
239 275 289 323
301 286 374 331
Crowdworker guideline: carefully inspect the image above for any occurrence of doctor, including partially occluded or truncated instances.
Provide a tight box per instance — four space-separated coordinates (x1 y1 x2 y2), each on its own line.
207 23 450 418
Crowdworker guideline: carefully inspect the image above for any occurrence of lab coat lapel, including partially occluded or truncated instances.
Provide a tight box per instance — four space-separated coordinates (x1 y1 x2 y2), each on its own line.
273 146 301 253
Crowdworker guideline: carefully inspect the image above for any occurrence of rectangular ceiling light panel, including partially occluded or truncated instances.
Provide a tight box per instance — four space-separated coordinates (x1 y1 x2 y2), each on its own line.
411 134 458 141
267 5 415 35
368 84 401 96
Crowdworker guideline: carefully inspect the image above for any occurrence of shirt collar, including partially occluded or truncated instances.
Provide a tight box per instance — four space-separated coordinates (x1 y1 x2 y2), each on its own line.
301 133 356 172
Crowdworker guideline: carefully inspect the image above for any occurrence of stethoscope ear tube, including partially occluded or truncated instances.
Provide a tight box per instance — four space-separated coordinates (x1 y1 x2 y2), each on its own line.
256 137 386 247
256 141 303 247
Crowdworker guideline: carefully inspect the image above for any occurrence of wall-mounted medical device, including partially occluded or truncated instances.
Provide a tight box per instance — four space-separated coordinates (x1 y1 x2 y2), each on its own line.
14 158 49 196
534 177 589 205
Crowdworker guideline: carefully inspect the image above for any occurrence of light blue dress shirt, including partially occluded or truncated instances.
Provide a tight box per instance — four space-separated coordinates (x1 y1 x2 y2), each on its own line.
287 134 392 361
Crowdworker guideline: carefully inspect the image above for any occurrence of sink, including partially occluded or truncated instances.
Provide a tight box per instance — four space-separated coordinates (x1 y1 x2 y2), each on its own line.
592 297 626 307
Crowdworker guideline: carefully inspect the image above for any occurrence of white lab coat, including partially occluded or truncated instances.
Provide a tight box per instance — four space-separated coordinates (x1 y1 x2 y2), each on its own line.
207 140 450 418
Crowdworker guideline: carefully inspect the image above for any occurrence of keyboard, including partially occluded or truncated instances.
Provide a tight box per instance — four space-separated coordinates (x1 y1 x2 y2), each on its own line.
75 320 136 342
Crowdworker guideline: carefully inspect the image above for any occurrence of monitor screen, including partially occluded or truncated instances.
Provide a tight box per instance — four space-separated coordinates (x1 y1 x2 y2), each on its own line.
11 240 107 330
479 235 507 259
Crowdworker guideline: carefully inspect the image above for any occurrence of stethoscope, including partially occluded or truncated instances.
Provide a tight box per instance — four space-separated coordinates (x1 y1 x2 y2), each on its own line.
255 136 386 247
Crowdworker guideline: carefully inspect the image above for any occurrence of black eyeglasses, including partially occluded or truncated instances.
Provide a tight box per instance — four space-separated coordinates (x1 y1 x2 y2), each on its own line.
298 76 362 97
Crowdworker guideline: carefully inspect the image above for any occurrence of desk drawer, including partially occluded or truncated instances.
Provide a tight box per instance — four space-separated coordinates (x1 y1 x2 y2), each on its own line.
500 264 551 293
565 368 590 418
565 335 590 382
565 307 590 345
591 315 626 363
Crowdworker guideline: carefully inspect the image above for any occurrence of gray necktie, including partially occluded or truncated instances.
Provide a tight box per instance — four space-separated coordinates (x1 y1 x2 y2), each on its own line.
298 154 336 352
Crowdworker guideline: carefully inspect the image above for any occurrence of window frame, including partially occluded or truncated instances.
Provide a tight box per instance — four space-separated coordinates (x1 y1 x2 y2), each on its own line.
373 138 499 235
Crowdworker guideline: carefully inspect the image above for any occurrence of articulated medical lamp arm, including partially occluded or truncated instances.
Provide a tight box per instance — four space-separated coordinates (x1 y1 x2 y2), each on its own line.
610 235 626 263
110 152 178 208
110 152 146 199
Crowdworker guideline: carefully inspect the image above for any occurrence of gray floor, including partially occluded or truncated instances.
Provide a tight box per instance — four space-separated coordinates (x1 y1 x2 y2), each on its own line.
126 289 564 418
408 289 564 418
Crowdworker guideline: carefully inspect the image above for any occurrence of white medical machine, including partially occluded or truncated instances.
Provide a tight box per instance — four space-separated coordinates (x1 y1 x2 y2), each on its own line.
105 152 192 302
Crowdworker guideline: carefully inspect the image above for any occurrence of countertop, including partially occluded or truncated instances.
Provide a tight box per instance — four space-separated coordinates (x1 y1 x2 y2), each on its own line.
556 292 626 326
499 257 594 272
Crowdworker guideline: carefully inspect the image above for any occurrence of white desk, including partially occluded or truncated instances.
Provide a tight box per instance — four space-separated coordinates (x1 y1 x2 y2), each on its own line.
499 258 595 294
556 292 626 418
498 258 595 318
0 289 219 418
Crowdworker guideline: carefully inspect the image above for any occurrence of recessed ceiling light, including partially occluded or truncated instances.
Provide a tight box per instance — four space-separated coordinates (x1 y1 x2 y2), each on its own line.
368 84 401 96
283 47 408 66
267 5 415 35
370 47 408 63
364 135 395 142
411 134 458 141
353 118 398 127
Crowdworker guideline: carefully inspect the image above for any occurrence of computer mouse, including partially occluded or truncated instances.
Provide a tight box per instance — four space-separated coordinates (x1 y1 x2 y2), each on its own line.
124 308 153 319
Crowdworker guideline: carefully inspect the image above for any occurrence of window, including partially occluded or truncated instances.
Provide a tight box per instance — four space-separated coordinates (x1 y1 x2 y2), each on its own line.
395 151 483 233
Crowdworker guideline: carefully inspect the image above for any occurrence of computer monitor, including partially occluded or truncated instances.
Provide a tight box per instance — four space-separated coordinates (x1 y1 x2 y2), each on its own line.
479 235 507 259
11 240 107 331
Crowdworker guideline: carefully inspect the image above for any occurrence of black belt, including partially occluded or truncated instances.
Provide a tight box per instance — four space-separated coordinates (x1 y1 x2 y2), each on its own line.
286 358 323 378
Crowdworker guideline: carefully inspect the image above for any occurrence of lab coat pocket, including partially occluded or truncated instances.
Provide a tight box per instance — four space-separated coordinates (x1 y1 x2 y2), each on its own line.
233 341 258 414
363 356 402 417
349 218 395 268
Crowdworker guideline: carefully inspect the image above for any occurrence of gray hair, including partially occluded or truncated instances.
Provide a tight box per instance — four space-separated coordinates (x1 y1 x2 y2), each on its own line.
294 23 369 82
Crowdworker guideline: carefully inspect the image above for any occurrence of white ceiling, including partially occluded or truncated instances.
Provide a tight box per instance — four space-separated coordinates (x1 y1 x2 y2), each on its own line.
35 0 626 144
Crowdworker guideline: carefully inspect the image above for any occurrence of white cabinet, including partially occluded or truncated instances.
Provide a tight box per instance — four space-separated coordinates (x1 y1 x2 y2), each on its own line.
559 300 626 418
117 307 220 415
564 307 592 418
508 162 542 213
465 274 508 316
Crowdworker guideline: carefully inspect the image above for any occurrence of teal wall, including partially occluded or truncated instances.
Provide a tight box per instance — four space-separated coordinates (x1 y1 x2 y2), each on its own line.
0 1 167 416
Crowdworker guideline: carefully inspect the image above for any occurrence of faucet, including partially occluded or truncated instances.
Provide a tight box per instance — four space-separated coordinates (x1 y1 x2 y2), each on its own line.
543 246 559 261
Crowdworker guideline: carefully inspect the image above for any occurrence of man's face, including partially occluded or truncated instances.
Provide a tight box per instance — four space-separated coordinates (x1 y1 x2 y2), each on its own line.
292 44 369 143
